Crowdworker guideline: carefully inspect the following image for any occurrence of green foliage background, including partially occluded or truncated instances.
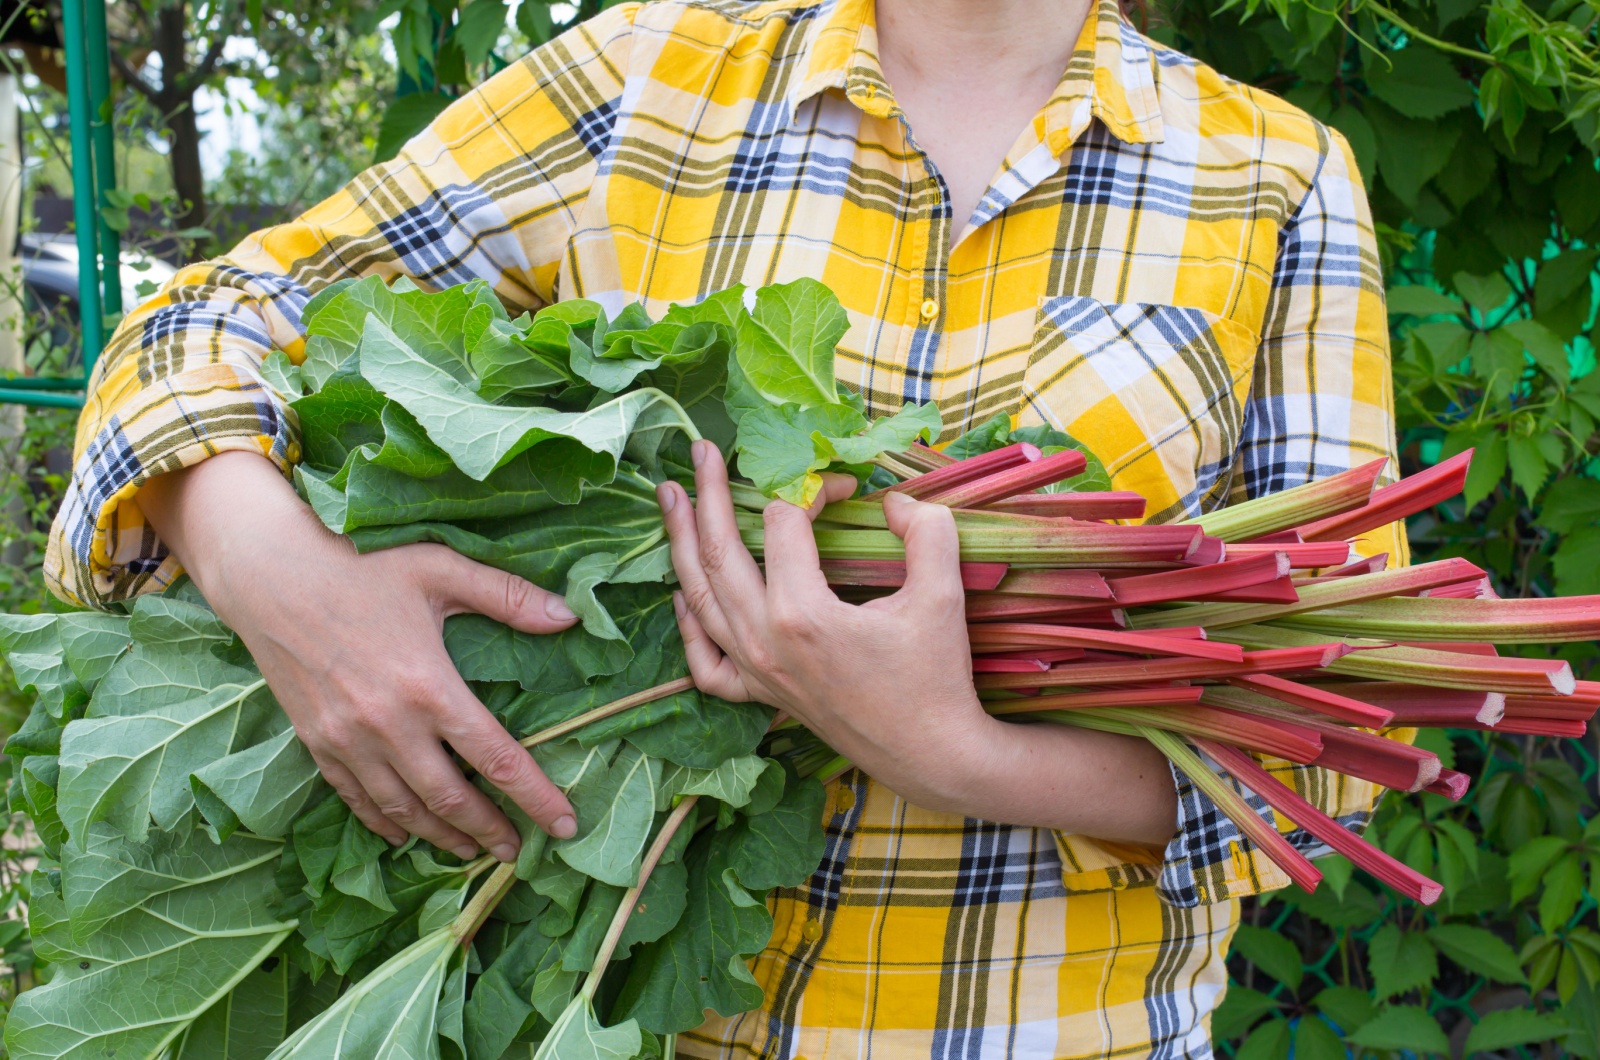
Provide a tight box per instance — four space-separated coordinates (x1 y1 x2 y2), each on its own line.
4 0 1599 1055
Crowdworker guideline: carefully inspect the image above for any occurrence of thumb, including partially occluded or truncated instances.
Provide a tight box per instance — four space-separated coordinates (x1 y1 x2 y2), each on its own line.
881 492 964 612
425 547 578 633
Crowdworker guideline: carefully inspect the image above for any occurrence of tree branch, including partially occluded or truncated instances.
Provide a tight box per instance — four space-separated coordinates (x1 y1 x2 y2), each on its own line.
109 47 161 100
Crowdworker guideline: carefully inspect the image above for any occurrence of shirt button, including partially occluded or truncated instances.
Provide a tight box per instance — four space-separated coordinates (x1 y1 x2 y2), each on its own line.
285 441 302 464
802 918 823 941
920 298 939 321
835 788 856 814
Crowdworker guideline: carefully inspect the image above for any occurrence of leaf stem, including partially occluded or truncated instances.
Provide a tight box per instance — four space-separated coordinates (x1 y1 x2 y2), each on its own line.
1357 0 1496 63
579 796 701 1002
519 677 696 749
450 861 519 947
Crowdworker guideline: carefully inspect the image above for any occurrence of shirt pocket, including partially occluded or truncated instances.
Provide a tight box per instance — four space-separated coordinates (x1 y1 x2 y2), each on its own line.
1020 296 1260 522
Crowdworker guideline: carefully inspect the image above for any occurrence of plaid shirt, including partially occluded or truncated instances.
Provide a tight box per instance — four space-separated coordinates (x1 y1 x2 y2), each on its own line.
50 0 1407 1055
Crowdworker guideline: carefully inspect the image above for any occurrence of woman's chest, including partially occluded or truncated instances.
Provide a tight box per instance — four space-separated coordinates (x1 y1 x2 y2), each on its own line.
562 94 1288 519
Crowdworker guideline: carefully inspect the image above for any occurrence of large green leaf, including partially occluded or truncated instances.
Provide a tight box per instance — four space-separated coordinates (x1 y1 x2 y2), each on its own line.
266 928 459 1058
531 996 641 1060
7 845 294 1059
1365 47 1475 119
359 316 696 480
734 279 847 409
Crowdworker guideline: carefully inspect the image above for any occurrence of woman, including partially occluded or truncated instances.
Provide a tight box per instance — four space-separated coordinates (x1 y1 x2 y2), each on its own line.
50 0 1403 1054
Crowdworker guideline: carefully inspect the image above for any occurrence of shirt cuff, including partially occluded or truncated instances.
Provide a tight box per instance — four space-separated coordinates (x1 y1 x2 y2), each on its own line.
45 363 297 609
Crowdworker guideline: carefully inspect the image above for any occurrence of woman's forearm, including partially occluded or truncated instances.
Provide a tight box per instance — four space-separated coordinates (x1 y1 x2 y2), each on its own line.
939 717 1179 848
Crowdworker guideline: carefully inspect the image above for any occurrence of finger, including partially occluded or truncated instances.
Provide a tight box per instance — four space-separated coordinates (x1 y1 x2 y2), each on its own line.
673 590 750 702
386 738 524 860
689 440 768 622
437 691 577 846
881 492 965 614
803 473 858 521
422 546 578 633
349 756 481 858
313 752 409 847
761 498 833 604
658 478 736 646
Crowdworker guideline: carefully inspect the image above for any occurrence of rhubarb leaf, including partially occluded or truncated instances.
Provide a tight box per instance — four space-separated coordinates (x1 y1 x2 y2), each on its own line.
7 842 294 1060
533 996 641 1060
735 279 846 409
267 928 460 1057
171 956 290 1058
360 316 696 480
191 723 325 840
58 674 277 843
555 743 662 888
736 400 940 505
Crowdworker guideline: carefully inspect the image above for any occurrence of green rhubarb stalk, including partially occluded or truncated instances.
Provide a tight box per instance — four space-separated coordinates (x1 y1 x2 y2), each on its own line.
579 796 700 1002
1180 459 1386 542
519 677 696 749
742 525 1201 566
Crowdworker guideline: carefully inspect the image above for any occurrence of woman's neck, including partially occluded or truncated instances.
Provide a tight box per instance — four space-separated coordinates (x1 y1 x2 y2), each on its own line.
873 0 1094 233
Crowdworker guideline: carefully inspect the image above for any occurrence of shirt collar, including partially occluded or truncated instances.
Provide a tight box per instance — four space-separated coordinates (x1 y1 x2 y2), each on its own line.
787 0 1165 149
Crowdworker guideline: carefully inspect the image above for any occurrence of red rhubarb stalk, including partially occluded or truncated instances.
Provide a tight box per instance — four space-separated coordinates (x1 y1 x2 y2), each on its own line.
985 686 1205 714
1142 729 1322 893
966 622 1244 662
1107 552 1289 607
1297 450 1473 542
972 645 1349 690
1196 578 1301 604
1194 739 1442 904
993 569 1113 599
1223 542 1352 567
867 442 1040 501
1226 674 1396 727
1491 717 1589 738
1425 770 1471 801
820 559 1009 591
924 449 1089 509
980 492 1148 519
1275 594 1600 644
1133 558 1488 631
1186 458 1387 542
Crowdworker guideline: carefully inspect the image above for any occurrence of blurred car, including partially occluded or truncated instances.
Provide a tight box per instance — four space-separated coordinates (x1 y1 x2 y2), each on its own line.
19 233 178 367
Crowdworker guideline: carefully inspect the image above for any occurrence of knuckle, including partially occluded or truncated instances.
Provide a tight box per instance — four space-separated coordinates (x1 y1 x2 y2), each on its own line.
501 573 537 616
476 743 533 788
682 584 719 620
697 534 732 574
377 796 426 826
423 784 474 819
768 601 815 640
392 667 445 708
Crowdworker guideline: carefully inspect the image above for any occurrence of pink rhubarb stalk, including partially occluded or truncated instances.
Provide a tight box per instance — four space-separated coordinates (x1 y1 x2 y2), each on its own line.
980 492 1148 519
1143 729 1322 893
1425 770 1471 801
971 644 1350 690
1275 593 1600 645
820 559 1009 591
1297 450 1473 542
1226 674 1396 727
985 686 1205 714
966 622 1244 662
993 569 1113 600
1186 458 1387 542
867 442 1040 501
924 449 1089 509
1195 739 1442 904
1107 552 1289 607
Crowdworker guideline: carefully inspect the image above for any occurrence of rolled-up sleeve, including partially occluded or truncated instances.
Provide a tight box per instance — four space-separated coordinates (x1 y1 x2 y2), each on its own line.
45 4 637 608
1056 126 1413 905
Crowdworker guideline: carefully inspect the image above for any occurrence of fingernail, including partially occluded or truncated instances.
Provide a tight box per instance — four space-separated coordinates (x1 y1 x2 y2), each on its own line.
691 440 707 468
551 815 578 839
491 843 518 863
453 843 478 859
672 590 686 617
883 491 910 508
545 595 577 622
658 482 677 513
385 834 405 847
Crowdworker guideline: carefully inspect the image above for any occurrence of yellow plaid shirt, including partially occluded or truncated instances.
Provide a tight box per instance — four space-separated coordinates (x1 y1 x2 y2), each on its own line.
50 1 1408 1055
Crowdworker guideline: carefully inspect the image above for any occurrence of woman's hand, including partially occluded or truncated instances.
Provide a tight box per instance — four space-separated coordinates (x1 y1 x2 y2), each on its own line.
140 451 579 861
657 440 1180 844
656 440 998 814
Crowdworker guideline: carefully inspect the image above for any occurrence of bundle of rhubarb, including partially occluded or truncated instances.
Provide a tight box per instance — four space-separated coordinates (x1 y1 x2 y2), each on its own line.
767 437 1600 904
2 274 1594 1059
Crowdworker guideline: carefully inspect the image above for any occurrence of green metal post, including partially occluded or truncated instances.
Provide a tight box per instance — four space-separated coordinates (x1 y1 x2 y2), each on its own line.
83 0 122 332
0 389 85 410
60 0 103 362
